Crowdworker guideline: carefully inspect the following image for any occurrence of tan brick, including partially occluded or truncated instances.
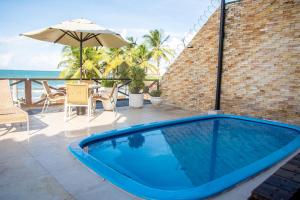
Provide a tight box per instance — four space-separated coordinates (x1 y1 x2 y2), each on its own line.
161 0 300 125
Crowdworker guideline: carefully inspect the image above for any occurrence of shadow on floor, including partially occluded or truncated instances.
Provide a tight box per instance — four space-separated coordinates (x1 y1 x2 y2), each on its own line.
0 115 48 136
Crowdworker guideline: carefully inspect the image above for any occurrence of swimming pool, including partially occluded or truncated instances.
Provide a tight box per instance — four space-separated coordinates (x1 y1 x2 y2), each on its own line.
69 114 300 200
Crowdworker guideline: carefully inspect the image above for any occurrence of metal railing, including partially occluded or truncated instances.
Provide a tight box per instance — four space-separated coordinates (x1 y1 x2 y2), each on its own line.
0 78 159 107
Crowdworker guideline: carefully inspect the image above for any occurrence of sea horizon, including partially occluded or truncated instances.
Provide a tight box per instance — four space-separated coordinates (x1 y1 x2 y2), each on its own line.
0 69 61 78
0 69 63 101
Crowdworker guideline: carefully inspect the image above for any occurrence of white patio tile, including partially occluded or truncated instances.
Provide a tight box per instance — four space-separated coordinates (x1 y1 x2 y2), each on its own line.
0 175 74 200
0 104 296 200
76 182 136 200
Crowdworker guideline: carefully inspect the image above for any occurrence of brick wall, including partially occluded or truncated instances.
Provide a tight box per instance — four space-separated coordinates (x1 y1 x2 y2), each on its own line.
161 10 220 112
161 0 300 124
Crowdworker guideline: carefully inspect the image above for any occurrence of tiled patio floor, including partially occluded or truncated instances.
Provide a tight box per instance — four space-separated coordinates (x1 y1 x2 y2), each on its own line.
0 104 298 200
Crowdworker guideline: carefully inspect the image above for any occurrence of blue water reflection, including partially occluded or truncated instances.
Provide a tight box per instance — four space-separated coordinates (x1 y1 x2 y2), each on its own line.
86 118 298 190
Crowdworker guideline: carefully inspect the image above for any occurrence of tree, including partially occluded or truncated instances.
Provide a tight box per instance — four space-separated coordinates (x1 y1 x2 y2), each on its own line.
58 30 175 79
58 46 103 79
102 47 125 77
143 29 174 76
129 44 157 74
103 37 156 77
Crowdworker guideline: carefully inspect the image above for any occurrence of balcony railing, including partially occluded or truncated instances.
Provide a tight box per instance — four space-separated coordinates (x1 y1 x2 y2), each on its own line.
0 78 159 107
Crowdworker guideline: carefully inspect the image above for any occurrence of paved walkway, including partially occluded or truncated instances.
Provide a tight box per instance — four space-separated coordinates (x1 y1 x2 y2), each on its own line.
0 105 298 200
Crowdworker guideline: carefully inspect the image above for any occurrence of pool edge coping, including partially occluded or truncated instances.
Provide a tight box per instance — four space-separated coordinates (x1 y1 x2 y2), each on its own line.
68 114 300 200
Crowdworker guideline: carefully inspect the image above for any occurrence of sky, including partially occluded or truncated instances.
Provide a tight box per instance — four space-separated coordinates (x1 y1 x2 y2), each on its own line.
0 0 219 72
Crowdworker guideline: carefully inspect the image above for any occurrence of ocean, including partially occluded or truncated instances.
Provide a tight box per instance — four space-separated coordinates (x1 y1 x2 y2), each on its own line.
0 69 62 101
0 69 60 78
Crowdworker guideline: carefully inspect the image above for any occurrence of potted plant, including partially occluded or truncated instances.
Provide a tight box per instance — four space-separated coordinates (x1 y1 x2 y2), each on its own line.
101 80 118 110
129 66 146 108
149 89 162 105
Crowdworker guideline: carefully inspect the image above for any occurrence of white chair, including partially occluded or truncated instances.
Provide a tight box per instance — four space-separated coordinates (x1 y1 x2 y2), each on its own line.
92 83 118 115
0 80 29 135
41 81 65 113
64 83 92 121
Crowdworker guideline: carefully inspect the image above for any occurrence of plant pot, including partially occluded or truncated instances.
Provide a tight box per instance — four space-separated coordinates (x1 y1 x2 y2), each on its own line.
129 93 144 108
101 87 118 111
150 96 162 106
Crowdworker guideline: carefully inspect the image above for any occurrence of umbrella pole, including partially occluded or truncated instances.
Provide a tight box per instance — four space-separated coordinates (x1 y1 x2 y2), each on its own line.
79 38 83 80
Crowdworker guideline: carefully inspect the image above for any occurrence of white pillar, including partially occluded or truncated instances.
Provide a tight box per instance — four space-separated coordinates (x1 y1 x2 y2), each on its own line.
12 80 18 102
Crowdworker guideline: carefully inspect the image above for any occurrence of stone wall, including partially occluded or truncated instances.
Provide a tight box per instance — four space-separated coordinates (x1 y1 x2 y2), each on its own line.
161 10 219 112
161 0 300 124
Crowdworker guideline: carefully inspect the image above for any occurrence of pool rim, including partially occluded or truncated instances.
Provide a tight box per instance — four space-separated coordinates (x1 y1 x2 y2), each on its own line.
68 114 300 200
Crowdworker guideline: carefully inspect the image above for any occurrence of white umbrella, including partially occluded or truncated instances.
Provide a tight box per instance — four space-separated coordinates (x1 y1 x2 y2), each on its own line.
21 18 128 79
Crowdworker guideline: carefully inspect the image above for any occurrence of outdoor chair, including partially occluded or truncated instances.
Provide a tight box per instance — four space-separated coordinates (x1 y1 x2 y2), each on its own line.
79 80 94 85
41 81 65 113
92 83 118 115
65 83 92 121
80 80 102 95
0 80 29 134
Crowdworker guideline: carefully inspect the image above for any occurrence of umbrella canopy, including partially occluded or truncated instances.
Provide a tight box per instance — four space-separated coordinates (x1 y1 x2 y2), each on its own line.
21 18 128 79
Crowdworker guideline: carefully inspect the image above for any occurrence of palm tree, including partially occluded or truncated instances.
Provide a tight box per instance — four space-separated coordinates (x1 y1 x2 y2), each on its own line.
102 37 136 77
103 37 155 76
143 29 174 76
58 46 103 79
58 32 174 79
130 44 157 74
102 47 125 77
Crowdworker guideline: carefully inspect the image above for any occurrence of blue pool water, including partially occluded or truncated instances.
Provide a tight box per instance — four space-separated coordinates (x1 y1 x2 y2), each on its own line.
69 115 300 199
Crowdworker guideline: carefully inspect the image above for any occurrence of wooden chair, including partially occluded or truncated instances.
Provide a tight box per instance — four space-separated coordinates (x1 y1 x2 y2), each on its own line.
93 83 118 114
41 81 65 113
0 80 29 134
65 83 92 121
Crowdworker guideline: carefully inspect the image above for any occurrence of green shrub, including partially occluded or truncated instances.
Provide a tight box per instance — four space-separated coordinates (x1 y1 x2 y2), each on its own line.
149 89 161 97
116 62 130 83
128 66 146 94
143 86 149 94
102 80 115 87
